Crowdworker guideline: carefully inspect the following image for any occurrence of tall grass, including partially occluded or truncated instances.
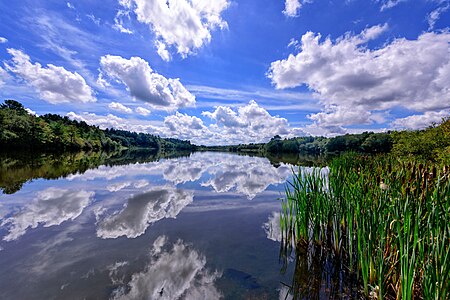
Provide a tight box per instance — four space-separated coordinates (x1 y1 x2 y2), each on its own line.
280 154 450 299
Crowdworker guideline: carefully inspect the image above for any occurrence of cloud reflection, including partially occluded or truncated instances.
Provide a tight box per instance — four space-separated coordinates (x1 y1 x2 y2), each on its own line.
96 187 194 239
68 152 294 199
263 212 282 242
1 188 94 241
111 236 221 300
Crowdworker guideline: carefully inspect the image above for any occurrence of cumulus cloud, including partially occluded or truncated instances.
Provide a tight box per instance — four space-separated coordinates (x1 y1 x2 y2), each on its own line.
0 37 7 43
5 48 96 104
1 188 94 241
164 112 209 140
96 187 194 239
391 110 449 129
135 106 151 116
99 55 195 110
111 236 221 299
118 0 229 60
283 0 313 17
268 27 450 134
109 102 133 114
67 112 128 130
199 100 296 145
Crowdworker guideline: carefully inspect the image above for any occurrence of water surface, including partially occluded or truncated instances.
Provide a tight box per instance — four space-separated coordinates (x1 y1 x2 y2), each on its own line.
0 151 304 299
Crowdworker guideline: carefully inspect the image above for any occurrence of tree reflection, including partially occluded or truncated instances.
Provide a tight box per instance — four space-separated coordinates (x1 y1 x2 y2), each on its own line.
0 149 191 194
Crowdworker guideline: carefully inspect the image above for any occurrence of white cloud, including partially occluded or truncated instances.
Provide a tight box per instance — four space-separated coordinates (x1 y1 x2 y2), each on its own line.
66 2 75 9
113 7 134 34
0 37 7 43
283 0 313 17
111 236 221 300
109 101 133 114
268 27 450 134
87 14 101 26
99 55 195 110
164 112 209 140
96 187 194 239
428 2 450 29
377 0 407 11
120 0 229 60
198 100 297 145
155 40 171 62
1 188 94 241
5 48 96 104
67 112 129 130
0 67 8 87
135 106 151 116
25 108 37 116
391 110 449 129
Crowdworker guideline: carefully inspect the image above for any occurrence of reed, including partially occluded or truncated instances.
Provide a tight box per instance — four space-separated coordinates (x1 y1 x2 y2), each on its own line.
280 153 450 299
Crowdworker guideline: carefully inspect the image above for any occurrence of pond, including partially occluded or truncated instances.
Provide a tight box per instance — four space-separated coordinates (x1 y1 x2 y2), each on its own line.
0 151 329 299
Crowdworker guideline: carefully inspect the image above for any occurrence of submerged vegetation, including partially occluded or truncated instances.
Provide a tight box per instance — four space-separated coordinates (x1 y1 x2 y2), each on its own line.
280 154 450 299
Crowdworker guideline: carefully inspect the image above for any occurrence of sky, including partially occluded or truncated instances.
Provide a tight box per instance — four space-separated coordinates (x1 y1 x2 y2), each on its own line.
0 0 449 145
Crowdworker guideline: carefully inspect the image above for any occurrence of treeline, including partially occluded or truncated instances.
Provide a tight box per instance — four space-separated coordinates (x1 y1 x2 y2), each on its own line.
264 119 450 162
0 100 195 152
266 132 393 155
201 119 450 163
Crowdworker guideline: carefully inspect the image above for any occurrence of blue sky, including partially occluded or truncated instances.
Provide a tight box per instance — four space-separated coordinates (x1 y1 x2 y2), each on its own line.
0 0 449 145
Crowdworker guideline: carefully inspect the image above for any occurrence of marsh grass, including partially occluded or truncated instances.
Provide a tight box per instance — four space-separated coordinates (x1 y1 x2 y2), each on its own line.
280 154 450 299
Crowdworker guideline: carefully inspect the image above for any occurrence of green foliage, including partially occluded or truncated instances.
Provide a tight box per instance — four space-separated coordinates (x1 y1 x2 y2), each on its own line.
281 154 450 299
391 119 450 162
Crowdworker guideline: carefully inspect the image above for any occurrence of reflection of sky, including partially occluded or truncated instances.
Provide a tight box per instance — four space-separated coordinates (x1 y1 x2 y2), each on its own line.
97 187 194 239
0 152 297 242
111 236 221 300
0 152 302 299
1 188 94 241
65 152 295 199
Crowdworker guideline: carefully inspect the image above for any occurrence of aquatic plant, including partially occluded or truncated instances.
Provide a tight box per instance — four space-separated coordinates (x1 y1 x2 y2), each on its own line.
280 153 450 299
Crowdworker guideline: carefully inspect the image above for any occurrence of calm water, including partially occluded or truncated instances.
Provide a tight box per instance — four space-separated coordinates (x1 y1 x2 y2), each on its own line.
0 151 311 299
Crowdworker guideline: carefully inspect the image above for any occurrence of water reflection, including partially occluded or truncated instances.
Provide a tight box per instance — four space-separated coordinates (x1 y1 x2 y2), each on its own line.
262 212 282 242
96 187 194 239
1 188 94 241
66 152 294 199
0 151 316 299
110 236 221 300
0 150 190 194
